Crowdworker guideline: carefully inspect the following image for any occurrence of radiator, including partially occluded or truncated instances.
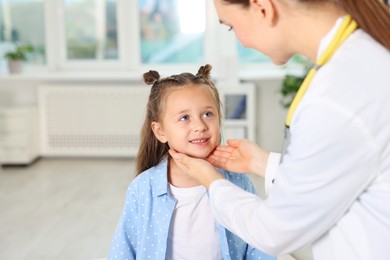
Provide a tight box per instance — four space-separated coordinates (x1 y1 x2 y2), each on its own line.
38 85 150 157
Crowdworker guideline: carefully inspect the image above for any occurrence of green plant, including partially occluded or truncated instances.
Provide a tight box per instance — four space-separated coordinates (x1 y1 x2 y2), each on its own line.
279 55 313 109
280 75 305 108
4 44 34 61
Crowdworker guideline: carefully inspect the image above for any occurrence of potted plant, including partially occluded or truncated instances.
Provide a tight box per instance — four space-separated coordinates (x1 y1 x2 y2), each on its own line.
280 55 313 108
4 44 34 74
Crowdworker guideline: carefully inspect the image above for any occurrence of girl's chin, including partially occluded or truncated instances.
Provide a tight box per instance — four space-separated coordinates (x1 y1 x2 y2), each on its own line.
175 149 213 159
171 144 217 158
185 152 211 159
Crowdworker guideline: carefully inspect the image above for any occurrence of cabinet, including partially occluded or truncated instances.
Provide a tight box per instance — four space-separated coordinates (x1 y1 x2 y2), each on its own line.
0 106 39 165
218 83 256 143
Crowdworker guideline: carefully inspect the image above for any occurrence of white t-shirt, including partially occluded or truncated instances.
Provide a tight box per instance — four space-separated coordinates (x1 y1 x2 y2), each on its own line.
208 17 390 260
166 184 223 260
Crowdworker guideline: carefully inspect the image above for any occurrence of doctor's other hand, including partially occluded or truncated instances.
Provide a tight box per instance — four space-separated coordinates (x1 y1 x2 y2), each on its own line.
207 139 270 178
169 149 224 189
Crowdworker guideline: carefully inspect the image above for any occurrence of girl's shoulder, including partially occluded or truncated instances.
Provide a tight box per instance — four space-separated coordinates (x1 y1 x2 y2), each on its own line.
217 168 254 191
217 168 248 179
132 164 166 183
128 159 169 192
131 167 154 185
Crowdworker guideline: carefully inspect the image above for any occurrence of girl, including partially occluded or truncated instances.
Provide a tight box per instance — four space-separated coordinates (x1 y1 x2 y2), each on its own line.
169 1 390 260
108 64 274 260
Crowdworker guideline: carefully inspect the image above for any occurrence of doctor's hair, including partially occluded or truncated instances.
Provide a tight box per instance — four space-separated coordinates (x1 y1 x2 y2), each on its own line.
222 0 390 50
136 64 222 175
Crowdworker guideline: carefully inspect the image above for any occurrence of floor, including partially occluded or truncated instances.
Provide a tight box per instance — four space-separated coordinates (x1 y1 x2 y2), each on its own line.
0 157 312 260
0 157 134 260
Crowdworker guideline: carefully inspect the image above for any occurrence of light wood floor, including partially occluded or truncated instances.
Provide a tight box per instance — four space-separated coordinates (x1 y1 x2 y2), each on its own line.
0 157 312 260
0 157 135 260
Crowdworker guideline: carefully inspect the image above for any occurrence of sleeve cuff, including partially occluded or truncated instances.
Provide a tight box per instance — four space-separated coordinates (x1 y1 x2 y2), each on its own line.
264 152 281 196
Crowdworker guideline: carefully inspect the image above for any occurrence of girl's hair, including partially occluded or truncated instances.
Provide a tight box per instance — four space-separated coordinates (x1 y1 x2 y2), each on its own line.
221 0 390 50
136 64 222 175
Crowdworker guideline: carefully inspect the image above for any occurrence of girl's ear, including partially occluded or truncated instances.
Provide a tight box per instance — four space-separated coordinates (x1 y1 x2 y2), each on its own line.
251 0 277 26
151 122 168 143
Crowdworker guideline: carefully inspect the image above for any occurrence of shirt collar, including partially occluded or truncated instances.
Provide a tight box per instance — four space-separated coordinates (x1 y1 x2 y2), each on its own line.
152 156 170 197
316 16 345 61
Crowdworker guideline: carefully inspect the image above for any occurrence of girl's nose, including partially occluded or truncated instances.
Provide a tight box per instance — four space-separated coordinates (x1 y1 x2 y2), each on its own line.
193 118 208 132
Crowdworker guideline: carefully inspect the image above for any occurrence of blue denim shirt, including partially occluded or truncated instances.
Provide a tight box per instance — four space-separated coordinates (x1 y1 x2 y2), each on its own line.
108 156 275 260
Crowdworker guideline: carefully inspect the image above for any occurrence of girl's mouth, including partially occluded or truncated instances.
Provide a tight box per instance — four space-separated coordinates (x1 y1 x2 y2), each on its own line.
190 138 209 144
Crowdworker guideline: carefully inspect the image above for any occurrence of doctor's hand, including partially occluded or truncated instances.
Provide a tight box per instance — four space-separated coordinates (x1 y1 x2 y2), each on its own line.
169 149 224 189
207 139 270 178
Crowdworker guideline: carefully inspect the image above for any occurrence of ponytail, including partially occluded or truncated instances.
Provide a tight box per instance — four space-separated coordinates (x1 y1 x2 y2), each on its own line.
340 0 390 50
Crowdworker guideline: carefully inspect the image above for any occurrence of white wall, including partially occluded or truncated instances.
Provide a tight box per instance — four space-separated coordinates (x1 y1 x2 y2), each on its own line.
253 78 287 152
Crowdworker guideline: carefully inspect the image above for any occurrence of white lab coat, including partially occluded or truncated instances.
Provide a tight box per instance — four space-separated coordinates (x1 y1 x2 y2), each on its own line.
208 17 390 259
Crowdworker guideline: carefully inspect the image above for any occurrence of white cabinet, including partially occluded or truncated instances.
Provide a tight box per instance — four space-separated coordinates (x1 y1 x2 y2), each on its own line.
0 106 39 165
218 83 256 143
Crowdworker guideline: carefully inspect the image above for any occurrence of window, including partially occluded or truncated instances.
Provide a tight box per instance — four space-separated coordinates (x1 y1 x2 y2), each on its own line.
0 0 46 65
139 0 205 64
1 0 279 71
63 0 119 60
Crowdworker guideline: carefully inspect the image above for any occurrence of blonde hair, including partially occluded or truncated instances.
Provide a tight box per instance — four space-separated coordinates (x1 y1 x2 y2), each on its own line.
136 64 222 175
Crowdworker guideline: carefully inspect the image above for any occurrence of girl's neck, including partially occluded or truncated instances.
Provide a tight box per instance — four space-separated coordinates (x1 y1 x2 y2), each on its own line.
168 156 202 188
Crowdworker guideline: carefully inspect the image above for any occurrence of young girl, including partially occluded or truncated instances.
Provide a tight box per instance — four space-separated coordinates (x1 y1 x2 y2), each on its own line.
108 64 274 260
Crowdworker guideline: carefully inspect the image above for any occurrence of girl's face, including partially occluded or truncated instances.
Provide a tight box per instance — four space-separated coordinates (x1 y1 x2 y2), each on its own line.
152 85 220 159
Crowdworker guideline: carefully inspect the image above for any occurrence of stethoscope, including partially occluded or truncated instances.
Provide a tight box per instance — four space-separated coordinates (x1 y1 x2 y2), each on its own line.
280 15 358 162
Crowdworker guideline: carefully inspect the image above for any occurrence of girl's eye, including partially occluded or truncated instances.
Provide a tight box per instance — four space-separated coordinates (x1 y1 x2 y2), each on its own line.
179 115 189 121
203 111 213 118
228 26 233 32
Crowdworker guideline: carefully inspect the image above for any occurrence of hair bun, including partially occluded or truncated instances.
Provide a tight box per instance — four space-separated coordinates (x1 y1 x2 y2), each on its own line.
196 64 212 79
143 70 160 85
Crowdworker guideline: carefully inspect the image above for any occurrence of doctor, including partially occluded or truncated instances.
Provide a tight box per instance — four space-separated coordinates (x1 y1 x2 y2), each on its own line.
169 0 390 259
